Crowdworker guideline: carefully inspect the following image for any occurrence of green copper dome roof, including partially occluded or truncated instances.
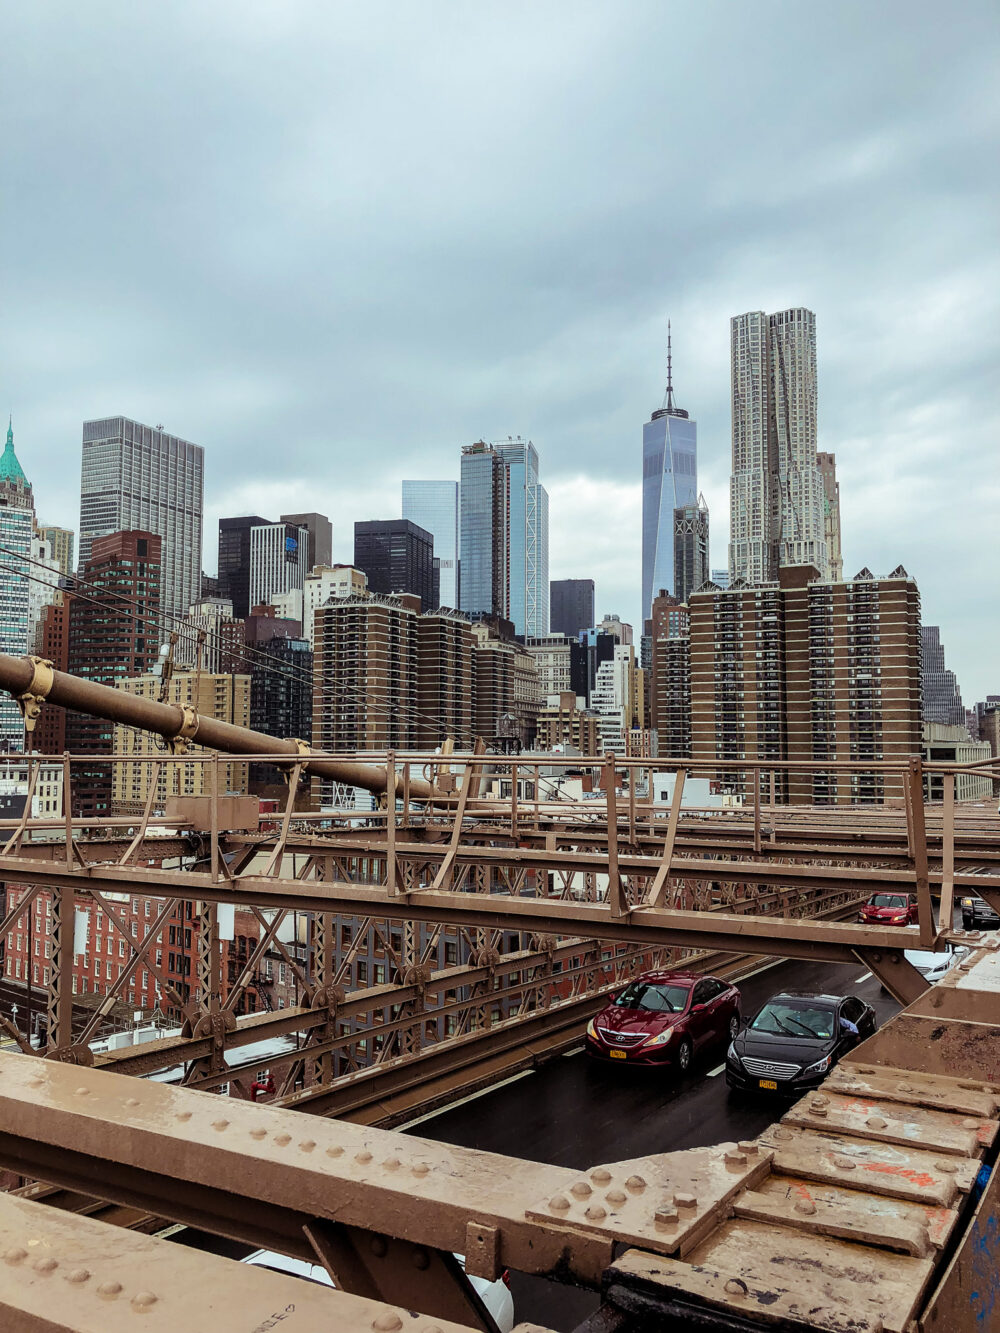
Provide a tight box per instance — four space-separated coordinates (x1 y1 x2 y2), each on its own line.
0 419 28 485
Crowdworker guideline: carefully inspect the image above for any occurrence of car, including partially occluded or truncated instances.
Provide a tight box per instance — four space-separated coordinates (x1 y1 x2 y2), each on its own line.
858 892 918 925
961 895 1000 931
725 990 876 1096
585 971 741 1072
902 945 969 985
242 1248 515 1333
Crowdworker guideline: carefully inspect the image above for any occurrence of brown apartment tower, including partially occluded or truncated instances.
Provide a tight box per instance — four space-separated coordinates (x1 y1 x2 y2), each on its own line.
689 564 922 805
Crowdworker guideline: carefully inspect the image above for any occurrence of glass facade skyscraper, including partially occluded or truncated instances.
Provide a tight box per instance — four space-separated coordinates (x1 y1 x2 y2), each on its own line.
402 480 459 608
460 442 506 622
642 333 697 621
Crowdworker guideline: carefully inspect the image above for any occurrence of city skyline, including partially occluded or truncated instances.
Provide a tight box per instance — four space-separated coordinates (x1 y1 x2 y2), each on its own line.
1 5 996 697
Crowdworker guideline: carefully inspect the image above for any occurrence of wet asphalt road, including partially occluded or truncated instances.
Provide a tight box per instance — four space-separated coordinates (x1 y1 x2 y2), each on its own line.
409 953 904 1332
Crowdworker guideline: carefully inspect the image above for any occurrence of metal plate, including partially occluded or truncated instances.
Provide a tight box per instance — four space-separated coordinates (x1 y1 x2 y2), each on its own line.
782 1090 994 1156
826 1064 999 1118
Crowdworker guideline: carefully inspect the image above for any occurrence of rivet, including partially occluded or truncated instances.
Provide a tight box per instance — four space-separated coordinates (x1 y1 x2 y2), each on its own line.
866 1116 887 1129
725 1151 748 1166
124 1097 140 1107
33 1257 58 1273
382 1157 400 1171
833 1155 856 1170
936 1161 958 1174
132 1292 158 1310
249 1127 267 1140
585 1204 607 1220
808 1107 828 1118
625 1174 647 1192
274 1133 291 1146
67 1268 91 1283
898 1083 913 1093
356 1151 373 1165
75 1087 89 1096
772 1128 792 1141
810 1095 829 1108
370 1237 388 1258
737 1142 758 1155
212 1119 230 1131
27 1076 43 1088
372 1316 404 1332
420 1327 444 1333
412 1249 430 1271
962 1119 980 1130
674 1193 697 1209
175 1111 192 1122
549 1195 570 1212
299 1141 317 1153
795 1198 816 1215
590 1168 612 1185
931 995 943 1008
571 1181 592 1198
98 1280 123 1297
4 1248 27 1264
724 1278 748 1296
606 1189 627 1205
654 1207 678 1225
411 1162 429 1176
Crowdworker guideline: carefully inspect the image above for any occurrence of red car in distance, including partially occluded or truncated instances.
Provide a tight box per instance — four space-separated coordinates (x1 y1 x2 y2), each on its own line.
586 971 741 1073
858 892 918 926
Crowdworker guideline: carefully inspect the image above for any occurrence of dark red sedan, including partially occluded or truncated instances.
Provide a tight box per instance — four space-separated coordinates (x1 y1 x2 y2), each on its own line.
858 892 918 926
586 971 741 1072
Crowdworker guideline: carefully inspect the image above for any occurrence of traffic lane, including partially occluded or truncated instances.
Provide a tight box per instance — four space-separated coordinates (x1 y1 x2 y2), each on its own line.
412 954 903 1333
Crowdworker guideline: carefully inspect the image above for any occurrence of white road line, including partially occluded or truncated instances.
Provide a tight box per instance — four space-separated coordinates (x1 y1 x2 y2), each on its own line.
707 1064 726 1077
397 1069 534 1130
854 971 873 983
562 1046 584 1058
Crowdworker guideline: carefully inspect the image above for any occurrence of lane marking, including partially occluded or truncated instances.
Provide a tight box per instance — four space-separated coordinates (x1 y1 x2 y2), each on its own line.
562 1046 584 1058
397 1069 534 1130
733 958 785 983
707 1064 726 1077
854 971 873 983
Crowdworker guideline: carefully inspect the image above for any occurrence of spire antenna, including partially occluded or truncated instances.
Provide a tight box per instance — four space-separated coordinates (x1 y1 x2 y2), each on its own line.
664 320 675 411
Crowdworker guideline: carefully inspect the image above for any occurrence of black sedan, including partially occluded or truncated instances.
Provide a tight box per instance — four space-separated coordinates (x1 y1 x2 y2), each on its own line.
725 991 876 1096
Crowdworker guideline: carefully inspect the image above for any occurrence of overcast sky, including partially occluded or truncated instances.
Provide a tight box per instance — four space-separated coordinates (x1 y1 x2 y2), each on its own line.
2 2 997 699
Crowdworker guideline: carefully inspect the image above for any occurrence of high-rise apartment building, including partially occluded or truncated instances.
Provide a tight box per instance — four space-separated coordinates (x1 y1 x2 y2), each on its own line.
112 672 250 815
79 417 203 623
673 495 710 605
249 520 311 611
689 564 921 804
27 531 64 655
249 636 313 791
402 481 459 608
34 594 74 755
175 598 246 674
459 439 549 637
354 519 434 609
37 525 74 577
280 512 332 569
729 309 827 584
920 625 966 727
218 516 269 620
66 531 162 817
525 634 575 701
651 637 691 759
816 452 843 581
550 579 595 640
642 329 698 621
416 612 475 748
295 564 368 644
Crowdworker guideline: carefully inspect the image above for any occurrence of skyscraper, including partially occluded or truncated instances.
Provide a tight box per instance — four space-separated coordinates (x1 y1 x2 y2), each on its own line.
36 525 74 577
79 417 203 623
354 519 434 609
673 494 710 605
0 422 33 752
402 480 459 609
920 625 965 727
550 578 595 639
816 452 843 581
249 520 311 611
280 512 332 569
728 309 827 584
218 515 269 620
642 326 698 622
459 438 549 636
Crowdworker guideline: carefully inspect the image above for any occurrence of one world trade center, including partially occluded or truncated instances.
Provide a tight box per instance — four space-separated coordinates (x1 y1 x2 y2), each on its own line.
641 325 697 622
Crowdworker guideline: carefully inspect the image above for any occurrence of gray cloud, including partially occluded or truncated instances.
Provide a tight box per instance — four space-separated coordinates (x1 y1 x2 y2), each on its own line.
2 1 997 697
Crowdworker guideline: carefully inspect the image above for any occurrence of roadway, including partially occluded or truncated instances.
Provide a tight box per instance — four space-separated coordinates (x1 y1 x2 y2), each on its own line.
409 952 906 1332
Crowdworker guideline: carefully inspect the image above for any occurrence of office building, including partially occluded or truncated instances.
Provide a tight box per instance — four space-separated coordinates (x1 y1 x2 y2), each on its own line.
728 309 827 583
354 519 434 609
550 579 595 640
34 593 73 755
280 512 332 570
673 495 710 605
66 531 163 817
920 625 965 728
402 481 459 608
37 525 74 577
79 417 203 623
689 564 922 805
249 636 313 791
0 423 34 751
0 419 33 514
27 531 63 656
642 328 698 621
112 672 251 815
817 452 843 581
710 568 730 590
922 724 993 803
249 520 311 611
525 635 575 701
459 439 549 637
175 598 246 674
590 643 647 755
218 516 269 620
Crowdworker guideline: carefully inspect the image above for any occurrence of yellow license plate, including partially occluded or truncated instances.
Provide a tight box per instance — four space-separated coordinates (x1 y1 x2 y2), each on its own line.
758 1078 778 1090
609 1049 626 1060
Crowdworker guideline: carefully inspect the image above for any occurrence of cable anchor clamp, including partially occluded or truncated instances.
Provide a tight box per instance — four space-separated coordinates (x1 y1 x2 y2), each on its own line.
17 657 54 733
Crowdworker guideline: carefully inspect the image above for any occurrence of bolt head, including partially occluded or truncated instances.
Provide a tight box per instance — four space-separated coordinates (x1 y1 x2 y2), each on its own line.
585 1204 607 1220
673 1192 697 1209
571 1181 592 1198
590 1168 612 1185
131 1292 158 1310
372 1316 404 1332
724 1278 748 1296
654 1207 678 1225
274 1133 291 1146
794 1198 817 1215
936 1161 958 1174
97 1280 123 1297
866 1116 887 1130
4 1249 27 1265
411 1162 429 1176
299 1140 317 1153
606 1189 627 1205
33 1257 58 1273
212 1119 230 1131
356 1151 373 1165
625 1174 647 1191
549 1195 570 1212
